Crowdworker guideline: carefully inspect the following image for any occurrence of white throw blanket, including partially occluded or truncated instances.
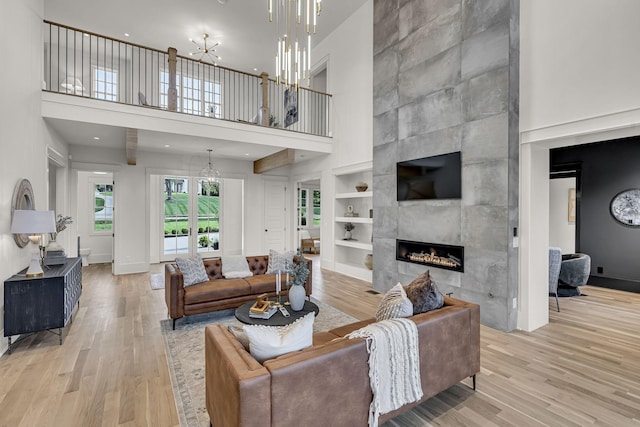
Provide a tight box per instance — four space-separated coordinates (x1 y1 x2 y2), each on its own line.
347 318 422 427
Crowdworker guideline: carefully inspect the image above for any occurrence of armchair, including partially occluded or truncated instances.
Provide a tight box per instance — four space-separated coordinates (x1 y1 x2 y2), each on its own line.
300 229 320 254
549 247 562 312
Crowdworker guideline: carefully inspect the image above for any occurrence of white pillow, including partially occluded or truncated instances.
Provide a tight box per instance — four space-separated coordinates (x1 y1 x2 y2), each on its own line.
224 271 253 279
375 283 414 321
175 255 209 287
222 255 252 278
266 249 295 274
244 312 314 362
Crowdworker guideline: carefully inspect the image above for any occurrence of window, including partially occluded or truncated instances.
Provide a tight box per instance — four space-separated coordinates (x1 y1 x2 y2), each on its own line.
160 71 221 117
93 67 118 101
298 188 307 227
312 189 321 227
94 183 113 232
297 188 320 228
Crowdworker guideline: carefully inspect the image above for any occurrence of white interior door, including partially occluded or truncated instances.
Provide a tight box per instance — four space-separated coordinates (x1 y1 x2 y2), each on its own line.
264 180 287 252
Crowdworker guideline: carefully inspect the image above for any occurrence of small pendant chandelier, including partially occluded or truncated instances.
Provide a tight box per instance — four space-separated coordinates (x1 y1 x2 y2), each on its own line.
200 149 221 190
268 0 322 88
189 33 221 64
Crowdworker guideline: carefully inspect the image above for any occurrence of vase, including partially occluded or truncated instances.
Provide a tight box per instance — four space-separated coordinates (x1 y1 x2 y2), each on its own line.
288 285 306 311
344 230 352 239
364 253 373 270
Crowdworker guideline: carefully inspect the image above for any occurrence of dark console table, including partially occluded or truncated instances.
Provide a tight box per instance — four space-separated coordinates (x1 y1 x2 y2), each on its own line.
4 257 82 354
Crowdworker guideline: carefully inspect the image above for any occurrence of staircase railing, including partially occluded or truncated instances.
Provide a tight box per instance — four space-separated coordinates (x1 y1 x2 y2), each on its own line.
43 20 331 137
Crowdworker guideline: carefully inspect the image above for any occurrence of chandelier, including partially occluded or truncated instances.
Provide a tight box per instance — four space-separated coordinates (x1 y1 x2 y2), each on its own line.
200 149 221 190
189 34 221 64
268 0 322 88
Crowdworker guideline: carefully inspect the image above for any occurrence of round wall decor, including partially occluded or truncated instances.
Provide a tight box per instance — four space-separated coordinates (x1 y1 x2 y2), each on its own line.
11 179 35 247
610 188 640 227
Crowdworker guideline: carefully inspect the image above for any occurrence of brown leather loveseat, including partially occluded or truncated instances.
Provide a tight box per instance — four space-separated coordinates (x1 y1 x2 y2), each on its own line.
204 296 480 426
165 255 312 329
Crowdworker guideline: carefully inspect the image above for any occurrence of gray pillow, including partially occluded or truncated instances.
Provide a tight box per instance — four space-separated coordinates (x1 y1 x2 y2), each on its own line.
175 255 209 287
404 270 444 314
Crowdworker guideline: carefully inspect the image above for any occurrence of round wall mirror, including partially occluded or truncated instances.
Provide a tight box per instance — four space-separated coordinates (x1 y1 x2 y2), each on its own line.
11 179 35 248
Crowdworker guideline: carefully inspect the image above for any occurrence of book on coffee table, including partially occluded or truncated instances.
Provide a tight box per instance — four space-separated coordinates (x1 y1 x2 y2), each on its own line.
249 305 278 319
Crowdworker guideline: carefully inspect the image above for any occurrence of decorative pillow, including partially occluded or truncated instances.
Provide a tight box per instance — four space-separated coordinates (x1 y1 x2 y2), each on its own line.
375 283 414 321
244 312 314 362
266 249 295 274
222 255 253 279
404 270 444 314
227 325 250 351
175 255 209 287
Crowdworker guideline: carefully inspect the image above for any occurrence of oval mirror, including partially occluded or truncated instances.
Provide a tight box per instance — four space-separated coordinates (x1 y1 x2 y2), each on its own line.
11 179 35 248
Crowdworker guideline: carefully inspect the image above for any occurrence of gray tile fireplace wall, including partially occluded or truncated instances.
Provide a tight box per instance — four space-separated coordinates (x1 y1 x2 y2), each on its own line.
372 0 520 331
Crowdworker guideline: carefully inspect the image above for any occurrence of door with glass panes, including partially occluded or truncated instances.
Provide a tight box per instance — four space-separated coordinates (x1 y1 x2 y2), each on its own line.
162 176 220 260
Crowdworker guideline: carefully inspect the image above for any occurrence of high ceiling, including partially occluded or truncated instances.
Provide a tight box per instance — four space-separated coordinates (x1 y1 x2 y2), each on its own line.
44 0 368 76
43 0 368 163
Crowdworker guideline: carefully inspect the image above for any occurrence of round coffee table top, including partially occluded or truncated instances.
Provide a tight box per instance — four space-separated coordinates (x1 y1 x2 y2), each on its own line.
235 299 319 326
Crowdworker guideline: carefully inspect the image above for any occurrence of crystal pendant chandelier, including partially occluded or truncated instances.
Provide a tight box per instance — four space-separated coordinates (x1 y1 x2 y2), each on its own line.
200 149 221 190
268 0 322 88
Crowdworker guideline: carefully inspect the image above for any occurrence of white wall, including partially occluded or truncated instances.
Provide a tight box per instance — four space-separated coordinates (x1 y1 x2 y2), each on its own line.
0 0 71 354
290 0 373 271
520 0 640 133
519 0 640 331
549 177 575 254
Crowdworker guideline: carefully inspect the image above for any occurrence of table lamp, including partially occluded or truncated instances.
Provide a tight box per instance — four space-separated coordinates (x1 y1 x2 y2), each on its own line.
11 210 56 277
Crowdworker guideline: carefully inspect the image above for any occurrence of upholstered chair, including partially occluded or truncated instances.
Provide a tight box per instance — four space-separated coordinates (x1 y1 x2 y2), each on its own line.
559 253 591 296
549 247 563 312
300 230 320 254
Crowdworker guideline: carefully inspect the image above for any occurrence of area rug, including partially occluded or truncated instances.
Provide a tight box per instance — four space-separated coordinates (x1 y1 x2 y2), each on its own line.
150 273 164 290
160 299 358 427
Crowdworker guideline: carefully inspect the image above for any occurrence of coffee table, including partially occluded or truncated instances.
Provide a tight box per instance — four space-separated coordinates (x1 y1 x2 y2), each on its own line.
235 299 319 326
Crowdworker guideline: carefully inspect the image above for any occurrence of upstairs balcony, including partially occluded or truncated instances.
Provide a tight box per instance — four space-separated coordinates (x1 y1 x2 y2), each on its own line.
42 21 333 157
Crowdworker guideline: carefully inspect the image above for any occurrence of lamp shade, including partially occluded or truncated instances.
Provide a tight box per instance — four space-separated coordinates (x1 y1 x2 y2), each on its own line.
11 210 56 234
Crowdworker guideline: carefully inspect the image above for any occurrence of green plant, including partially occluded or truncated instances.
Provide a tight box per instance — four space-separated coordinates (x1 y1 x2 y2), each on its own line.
199 235 211 248
198 227 204 233
287 249 309 286
171 229 177 235
344 222 355 232
181 228 189 235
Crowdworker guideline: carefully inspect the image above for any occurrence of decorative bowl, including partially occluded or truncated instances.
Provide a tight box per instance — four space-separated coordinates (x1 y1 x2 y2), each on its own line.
355 182 368 192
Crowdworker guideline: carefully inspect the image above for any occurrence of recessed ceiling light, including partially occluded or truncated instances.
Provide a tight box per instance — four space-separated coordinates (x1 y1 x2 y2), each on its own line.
93 171 107 175
124 33 130 37
253 68 258 71
244 153 249 156
164 144 171 148
93 136 100 140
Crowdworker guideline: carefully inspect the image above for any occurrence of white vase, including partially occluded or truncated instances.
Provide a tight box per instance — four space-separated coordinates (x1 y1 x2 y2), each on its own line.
288 285 306 311
344 230 352 239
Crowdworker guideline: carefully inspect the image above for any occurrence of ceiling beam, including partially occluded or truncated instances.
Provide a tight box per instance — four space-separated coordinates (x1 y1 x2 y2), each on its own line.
126 128 137 165
253 149 295 174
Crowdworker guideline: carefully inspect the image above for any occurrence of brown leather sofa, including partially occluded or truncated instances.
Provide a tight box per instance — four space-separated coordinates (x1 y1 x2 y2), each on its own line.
165 255 312 329
204 296 480 426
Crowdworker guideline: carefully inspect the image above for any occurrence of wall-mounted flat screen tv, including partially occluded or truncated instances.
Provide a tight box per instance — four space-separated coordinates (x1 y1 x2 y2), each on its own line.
397 151 462 201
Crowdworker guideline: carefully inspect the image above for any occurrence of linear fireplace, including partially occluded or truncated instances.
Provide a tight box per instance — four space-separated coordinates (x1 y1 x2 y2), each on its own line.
396 239 464 273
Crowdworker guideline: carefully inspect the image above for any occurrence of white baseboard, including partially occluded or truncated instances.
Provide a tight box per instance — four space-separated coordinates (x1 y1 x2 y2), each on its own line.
113 262 149 275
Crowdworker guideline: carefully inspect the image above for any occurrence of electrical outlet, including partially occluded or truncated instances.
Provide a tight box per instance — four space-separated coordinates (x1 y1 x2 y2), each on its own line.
597 266 603 274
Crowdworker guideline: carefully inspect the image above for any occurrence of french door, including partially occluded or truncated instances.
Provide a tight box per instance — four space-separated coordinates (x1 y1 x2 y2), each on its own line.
161 176 220 261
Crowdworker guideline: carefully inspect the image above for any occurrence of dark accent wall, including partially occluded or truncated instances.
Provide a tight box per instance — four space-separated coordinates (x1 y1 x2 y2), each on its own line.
372 0 520 331
551 137 640 282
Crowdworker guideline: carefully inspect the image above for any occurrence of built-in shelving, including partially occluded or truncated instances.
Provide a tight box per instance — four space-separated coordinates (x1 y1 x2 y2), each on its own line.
333 161 373 282
335 217 373 224
334 239 373 251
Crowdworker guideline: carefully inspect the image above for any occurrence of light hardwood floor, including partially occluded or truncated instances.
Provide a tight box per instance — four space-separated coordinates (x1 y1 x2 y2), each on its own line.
1 258 639 426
